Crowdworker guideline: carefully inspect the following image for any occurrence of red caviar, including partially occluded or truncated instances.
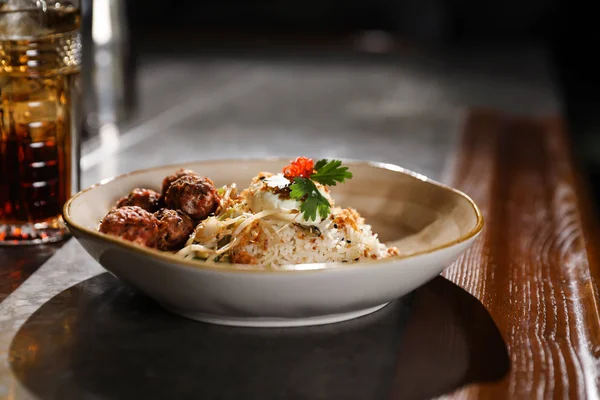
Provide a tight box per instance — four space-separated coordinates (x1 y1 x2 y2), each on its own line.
283 157 314 179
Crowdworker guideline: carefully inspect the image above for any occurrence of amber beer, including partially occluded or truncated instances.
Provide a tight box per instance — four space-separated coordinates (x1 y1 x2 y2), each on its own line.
0 2 81 244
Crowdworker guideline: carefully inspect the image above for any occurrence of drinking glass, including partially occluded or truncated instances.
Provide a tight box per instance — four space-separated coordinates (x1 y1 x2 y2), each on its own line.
0 0 81 244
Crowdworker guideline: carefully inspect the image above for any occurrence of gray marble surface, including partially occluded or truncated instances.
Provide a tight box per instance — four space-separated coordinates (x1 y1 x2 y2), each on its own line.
80 45 560 188
0 45 560 399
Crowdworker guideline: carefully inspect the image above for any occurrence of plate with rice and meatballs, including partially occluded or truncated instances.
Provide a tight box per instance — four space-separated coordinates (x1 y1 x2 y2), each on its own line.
64 157 483 327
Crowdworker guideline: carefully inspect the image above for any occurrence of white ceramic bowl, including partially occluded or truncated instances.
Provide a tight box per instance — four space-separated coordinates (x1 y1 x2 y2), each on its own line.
64 158 483 327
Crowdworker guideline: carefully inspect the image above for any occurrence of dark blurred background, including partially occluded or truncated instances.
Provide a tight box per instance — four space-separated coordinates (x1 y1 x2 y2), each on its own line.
124 0 556 39
118 0 594 139
83 0 600 196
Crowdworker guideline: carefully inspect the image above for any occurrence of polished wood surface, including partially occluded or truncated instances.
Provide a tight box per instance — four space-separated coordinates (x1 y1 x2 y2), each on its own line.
442 110 600 398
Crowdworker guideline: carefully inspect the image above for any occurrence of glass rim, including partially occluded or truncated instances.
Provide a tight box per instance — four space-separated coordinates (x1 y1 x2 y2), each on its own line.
0 2 81 41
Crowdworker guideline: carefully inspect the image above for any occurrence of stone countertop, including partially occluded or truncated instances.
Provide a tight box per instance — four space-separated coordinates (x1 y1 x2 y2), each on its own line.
0 44 560 399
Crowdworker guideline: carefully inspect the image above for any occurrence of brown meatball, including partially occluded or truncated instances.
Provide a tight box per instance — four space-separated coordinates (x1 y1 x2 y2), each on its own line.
164 175 219 221
154 208 194 251
115 188 161 212
161 168 198 197
99 206 159 248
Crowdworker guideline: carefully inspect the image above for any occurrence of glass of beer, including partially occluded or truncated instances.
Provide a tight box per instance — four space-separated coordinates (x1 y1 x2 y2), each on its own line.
0 0 81 244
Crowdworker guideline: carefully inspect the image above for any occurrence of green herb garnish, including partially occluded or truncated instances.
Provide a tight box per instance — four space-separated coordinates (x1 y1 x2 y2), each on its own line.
289 159 353 221
310 159 353 186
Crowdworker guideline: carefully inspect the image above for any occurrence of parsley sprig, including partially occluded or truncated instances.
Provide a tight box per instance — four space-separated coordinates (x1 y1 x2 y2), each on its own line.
290 178 330 221
311 159 353 186
289 159 353 221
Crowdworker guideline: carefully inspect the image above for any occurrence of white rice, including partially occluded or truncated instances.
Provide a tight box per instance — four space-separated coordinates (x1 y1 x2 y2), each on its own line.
175 174 398 269
242 208 392 267
177 206 397 269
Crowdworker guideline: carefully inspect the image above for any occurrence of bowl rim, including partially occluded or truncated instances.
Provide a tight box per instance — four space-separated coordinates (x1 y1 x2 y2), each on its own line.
63 157 484 274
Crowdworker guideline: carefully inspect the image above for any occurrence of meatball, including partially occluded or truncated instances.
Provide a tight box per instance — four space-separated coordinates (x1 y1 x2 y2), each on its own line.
99 206 159 248
115 188 161 212
164 175 219 221
161 168 198 197
154 208 194 251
